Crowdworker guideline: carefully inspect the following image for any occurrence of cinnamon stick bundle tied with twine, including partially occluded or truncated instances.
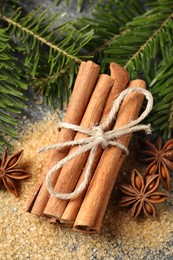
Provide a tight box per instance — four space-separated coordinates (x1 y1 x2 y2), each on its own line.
26 61 153 234
43 73 114 218
41 86 153 201
26 61 100 215
60 63 129 226
43 63 129 221
39 81 153 233
74 79 150 233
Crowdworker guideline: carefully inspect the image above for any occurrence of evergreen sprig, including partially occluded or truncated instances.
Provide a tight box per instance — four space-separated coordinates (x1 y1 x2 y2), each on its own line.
148 56 173 138
0 27 28 153
0 5 93 150
75 0 173 137
100 1 173 137
1 8 94 107
75 0 145 60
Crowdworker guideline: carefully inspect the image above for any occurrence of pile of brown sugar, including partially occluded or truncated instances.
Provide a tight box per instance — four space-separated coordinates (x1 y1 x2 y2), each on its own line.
0 111 173 260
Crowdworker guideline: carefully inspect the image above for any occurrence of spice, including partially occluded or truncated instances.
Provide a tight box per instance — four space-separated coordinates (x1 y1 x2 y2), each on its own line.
73 79 147 233
139 136 173 191
26 61 100 215
118 169 169 219
43 73 114 220
0 149 30 197
60 63 129 226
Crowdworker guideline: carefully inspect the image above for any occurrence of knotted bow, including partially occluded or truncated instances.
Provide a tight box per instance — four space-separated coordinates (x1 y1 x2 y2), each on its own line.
39 87 153 200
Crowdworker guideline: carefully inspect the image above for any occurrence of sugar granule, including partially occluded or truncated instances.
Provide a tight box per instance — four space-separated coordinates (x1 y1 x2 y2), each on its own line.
0 111 172 260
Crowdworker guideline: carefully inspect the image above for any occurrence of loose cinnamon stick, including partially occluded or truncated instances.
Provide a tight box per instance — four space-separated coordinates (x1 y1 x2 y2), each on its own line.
26 61 100 214
43 74 114 219
74 79 146 233
60 63 129 225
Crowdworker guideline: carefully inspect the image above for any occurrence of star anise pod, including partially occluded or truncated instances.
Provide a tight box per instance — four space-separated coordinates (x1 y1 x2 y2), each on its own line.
0 149 30 197
118 169 169 219
139 136 173 191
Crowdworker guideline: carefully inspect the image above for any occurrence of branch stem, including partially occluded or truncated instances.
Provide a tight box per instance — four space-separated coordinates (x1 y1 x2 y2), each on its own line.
1 14 82 64
124 12 173 69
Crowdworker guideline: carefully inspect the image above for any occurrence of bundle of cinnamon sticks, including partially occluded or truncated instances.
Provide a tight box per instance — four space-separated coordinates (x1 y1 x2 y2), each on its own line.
26 61 147 234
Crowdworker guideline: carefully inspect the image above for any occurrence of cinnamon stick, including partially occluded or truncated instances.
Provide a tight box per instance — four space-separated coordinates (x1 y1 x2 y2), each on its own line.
26 61 100 214
43 74 114 219
60 63 129 225
73 79 146 233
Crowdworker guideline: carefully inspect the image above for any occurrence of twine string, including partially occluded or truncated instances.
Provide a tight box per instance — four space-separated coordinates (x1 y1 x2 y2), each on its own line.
39 87 153 200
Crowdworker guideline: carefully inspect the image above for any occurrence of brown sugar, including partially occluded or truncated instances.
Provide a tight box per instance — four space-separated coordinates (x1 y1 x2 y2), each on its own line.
0 111 172 259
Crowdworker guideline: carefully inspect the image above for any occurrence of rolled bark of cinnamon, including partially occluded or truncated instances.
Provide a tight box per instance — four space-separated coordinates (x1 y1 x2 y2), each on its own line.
73 79 146 233
43 74 114 219
26 61 100 214
60 63 129 225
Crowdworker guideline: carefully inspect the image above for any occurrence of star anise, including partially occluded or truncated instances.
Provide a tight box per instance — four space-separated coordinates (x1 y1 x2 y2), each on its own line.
118 169 169 219
139 136 173 191
0 149 30 197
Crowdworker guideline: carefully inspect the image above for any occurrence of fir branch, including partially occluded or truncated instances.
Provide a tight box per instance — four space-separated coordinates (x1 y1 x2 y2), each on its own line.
33 63 79 106
100 1 173 137
147 56 173 138
124 12 173 70
0 8 94 108
4 15 81 62
103 5 173 69
0 27 28 153
1 12 82 64
75 0 145 59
